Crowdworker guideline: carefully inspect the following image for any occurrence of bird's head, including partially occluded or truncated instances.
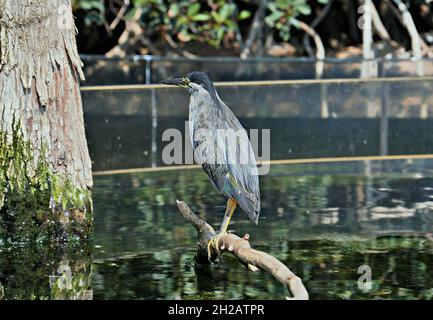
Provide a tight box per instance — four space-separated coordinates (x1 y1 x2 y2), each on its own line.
159 71 217 99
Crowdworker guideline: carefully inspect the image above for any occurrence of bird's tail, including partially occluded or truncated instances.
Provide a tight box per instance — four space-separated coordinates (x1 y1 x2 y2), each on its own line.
237 193 261 225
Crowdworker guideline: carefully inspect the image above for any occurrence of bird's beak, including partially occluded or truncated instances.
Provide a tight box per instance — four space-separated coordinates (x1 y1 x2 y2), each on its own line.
159 77 189 87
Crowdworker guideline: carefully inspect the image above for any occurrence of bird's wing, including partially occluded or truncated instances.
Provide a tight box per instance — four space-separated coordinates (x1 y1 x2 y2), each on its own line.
190 98 261 224
218 104 261 224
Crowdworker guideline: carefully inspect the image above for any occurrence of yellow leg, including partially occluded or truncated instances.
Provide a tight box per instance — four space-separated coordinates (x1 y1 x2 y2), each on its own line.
220 198 237 233
207 198 237 260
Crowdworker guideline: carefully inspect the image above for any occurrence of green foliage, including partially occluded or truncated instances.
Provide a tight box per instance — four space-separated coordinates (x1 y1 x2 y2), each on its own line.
73 0 327 49
72 0 106 27
133 0 246 47
265 0 327 41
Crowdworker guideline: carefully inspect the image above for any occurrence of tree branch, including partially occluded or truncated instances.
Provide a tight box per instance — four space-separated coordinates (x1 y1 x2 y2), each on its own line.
294 19 325 79
109 0 130 30
303 0 334 57
105 7 160 57
371 1 398 48
227 0 245 51
176 200 309 300
391 0 426 75
240 0 267 59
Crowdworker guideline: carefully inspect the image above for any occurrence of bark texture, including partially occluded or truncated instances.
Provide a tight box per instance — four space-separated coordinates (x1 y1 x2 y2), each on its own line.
0 0 92 194
176 200 309 300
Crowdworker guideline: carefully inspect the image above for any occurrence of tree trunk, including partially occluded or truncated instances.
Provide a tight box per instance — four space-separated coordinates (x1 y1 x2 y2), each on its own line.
0 0 92 235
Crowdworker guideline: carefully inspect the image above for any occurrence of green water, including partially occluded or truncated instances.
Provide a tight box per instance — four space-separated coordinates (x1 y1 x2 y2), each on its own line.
91 160 433 300
1 159 433 299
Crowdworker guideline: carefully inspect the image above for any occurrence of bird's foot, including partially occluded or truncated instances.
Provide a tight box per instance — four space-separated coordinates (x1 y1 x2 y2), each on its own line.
207 231 228 261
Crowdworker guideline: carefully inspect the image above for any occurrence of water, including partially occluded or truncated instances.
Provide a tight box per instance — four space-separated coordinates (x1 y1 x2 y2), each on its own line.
83 78 433 299
3 77 433 299
91 159 433 300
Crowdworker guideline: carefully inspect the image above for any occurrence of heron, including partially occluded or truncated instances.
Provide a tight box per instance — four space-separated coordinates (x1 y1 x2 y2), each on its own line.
160 71 261 259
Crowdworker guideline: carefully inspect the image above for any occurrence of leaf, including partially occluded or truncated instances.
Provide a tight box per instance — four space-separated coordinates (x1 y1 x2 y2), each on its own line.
217 28 224 40
237 10 251 20
219 4 232 20
264 11 284 27
187 3 200 17
267 2 277 12
192 13 211 21
80 0 105 12
318 0 329 3
264 16 275 27
297 3 312 15
168 3 179 17
211 11 223 23
290 17 300 28
175 16 189 28
225 19 236 30
281 31 290 41
79 1 93 10
124 7 137 20
275 0 288 10
177 31 192 42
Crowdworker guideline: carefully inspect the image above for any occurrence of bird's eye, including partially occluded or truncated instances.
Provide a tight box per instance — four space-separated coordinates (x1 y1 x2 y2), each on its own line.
181 77 190 87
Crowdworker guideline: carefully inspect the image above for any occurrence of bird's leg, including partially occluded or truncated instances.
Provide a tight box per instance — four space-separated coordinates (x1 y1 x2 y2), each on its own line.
219 198 237 234
207 198 237 260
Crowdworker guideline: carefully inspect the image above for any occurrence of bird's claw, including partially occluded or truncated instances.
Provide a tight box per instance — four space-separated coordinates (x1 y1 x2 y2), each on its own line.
207 232 227 261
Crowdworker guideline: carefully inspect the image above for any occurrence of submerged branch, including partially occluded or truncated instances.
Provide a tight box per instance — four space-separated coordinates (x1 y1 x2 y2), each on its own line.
176 200 309 300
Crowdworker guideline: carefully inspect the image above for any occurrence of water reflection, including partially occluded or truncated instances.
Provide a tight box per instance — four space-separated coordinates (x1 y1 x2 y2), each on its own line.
92 159 433 299
0 242 92 299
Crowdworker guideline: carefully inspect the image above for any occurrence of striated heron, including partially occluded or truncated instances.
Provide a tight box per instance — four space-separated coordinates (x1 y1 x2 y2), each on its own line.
160 71 261 259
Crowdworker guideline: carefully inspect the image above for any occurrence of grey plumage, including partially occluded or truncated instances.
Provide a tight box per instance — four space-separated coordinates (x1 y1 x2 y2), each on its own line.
161 71 261 224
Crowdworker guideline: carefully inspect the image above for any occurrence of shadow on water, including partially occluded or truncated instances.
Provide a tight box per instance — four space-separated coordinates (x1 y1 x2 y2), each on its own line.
92 159 433 300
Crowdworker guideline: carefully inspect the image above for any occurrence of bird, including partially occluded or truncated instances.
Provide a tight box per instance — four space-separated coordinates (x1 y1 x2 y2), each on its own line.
160 71 261 259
